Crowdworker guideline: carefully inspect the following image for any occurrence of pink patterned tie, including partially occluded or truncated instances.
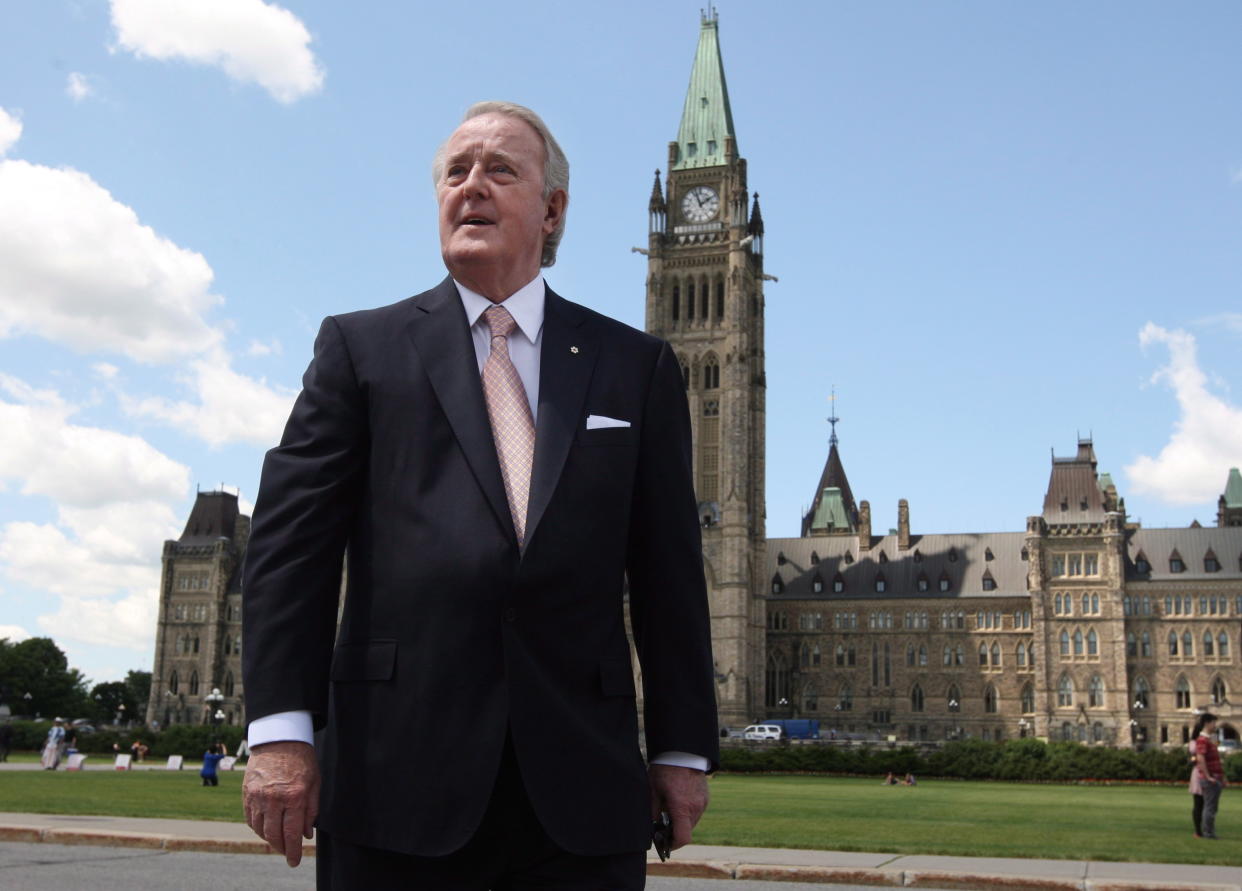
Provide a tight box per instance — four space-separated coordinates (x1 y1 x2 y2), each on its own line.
481 305 536 545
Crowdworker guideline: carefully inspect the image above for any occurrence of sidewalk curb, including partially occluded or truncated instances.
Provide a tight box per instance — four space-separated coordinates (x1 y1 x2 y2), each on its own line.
2 825 1238 890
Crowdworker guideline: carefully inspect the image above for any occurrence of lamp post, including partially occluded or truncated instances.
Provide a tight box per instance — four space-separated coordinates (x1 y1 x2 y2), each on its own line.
1130 697 1146 750
23 692 32 717
116 702 126 727
204 688 224 725
1018 718 1030 738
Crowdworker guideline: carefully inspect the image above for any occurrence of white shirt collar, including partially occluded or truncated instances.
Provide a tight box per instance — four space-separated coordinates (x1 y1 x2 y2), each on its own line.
455 274 545 345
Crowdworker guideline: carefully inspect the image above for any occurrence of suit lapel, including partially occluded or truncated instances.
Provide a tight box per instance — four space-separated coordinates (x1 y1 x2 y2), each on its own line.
525 286 597 552
406 277 515 544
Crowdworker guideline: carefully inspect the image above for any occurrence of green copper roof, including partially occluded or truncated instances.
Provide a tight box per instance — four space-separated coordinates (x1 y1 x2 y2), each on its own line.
810 487 852 533
1225 468 1242 507
672 12 735 171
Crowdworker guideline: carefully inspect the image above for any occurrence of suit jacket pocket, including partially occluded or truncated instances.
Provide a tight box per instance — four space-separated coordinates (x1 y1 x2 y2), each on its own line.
599 658 636 697
331 639 397 682
575 426 637 447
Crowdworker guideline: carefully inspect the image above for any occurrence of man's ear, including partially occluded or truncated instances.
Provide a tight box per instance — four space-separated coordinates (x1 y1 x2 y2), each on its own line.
543 189 568 234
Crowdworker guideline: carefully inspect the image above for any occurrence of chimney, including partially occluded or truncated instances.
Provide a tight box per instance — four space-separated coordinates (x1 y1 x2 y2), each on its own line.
898 499 910 550
858 500 872 550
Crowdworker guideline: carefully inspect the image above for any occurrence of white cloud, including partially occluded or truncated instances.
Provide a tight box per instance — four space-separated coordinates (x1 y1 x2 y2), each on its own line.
93 362 120 380
0 158 223 363
1195 312 1242 338
124 350 294 447
66 72 94 102
110 0 324 104
1125 323 1242 504
0 377 186 653
0 374 189 507
39 591 157 652
0 624 32 643
246 338 282 357
0 107 21 156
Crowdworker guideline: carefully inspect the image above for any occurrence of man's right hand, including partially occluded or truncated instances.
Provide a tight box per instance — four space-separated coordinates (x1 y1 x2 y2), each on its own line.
242 740 319 867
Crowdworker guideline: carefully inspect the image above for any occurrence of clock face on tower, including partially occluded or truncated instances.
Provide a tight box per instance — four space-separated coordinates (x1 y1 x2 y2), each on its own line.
681 185 719 223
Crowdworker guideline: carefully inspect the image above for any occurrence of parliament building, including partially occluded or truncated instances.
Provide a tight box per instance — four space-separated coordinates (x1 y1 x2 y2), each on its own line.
146 12 1242 750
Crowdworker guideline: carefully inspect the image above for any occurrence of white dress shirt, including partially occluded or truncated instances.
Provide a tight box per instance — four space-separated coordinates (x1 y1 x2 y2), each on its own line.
248 275 707 773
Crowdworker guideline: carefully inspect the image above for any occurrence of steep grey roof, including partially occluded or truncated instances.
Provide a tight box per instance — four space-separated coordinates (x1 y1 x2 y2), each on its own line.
1126 527 1242 582
767 532 1029 601
802 443 857 536
1042 440 1108 525
178 491 240 546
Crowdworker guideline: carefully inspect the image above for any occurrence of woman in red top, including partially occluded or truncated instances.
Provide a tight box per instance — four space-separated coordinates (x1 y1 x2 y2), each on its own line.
1192 712 1227 839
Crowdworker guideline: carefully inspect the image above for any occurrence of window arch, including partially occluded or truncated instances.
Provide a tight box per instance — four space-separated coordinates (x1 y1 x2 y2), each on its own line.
671 283 681 323
1126 632 1136 657
947 684 961 712
800 643 811 668
1016 642 1027 667
943 645 952 666
990 642 1001 666
1073 629 1084 656
189 670 199 696
1086 629 1098 656
906 643 916 667
838 682 853 710
702 353 720 389
1220 632 1230 659
835 643 846 666
1212 677 1226 704
803 683 818 712
765 651 791 708
1060 630 1070 656
984 684 998 714
1168 631 1179 656
1088 675 1104 708
1205 630 1215 657
1183 631 1194 658
224 672 235 698
911 684 925 712
169 670 179 695
1058 674 1074 707
1134 676 1150 709
1021 682 1035 714
918 644 927 667
1175 675 1191 709
978 642 988 666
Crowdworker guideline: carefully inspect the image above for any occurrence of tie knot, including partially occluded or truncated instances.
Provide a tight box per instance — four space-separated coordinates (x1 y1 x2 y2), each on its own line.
484 305 517 340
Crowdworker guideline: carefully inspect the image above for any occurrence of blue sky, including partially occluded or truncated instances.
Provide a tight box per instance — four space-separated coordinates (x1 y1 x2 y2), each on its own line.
1 0 1240 686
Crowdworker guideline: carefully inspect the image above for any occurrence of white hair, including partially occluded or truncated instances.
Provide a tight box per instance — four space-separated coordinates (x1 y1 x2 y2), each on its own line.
432 101 570 267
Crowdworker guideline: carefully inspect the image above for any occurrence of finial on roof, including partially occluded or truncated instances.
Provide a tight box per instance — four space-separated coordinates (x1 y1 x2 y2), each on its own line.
748 192 764 235
827 386 840 448
649 169 665 210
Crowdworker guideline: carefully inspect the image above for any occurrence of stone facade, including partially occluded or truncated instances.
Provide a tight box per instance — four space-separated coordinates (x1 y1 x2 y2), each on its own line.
145 490 247 728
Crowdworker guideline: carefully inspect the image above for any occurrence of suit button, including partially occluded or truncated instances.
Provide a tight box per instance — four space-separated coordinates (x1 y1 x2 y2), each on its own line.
504 608 517 622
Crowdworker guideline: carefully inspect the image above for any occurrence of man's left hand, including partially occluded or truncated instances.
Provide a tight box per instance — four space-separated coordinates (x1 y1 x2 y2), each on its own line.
648 763 709 850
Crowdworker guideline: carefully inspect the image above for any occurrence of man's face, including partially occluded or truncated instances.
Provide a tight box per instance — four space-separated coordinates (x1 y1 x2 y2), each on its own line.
436 113 565 299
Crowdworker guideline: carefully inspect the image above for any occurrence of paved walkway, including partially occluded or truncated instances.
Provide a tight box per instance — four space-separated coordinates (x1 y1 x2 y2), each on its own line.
0 812 1238 890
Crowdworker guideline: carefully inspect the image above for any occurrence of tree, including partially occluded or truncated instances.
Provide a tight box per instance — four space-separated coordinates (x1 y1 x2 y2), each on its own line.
0 637 90 719
89 681 134 725
125 670 151 721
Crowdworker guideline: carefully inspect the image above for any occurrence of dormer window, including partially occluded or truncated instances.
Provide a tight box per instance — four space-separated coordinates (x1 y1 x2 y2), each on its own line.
985 548 994 562
810 550 820 565
948 547 958 563
1169 550 1185 573
981 573 996 592
777 551 786 565
832 574 845 594
771 573 783 594
844 551 854 565
812 574 824 594
1135 552 1150 574
913 549 923 563
917 573 929 592
1060 500 1069 512
939 573 951 593
878 550 888 564
875 573 887 593
1080 499 1088 511
1205 551 1220 573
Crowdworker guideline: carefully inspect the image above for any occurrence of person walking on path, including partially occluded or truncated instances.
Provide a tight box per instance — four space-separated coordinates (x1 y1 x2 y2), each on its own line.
201 743 225 787
1193 712 1227 839
40 718 65 770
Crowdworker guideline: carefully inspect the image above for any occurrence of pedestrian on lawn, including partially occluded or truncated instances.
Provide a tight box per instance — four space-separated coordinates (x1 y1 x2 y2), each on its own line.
201 742 226 787
1192 712 1227 839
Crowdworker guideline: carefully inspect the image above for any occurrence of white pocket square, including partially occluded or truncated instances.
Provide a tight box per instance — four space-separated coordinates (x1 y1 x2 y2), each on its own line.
586 414 631 430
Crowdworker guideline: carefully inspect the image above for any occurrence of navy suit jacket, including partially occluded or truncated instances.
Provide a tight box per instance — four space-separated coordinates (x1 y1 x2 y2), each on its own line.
242 278 719 857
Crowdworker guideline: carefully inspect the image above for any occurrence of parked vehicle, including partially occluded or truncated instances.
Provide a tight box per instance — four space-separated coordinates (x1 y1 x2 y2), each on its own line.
742 724 782 741
762 718 821 740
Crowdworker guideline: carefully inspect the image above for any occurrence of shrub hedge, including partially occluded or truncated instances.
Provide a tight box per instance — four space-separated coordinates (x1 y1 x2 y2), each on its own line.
720 738 1242 783
5 720 245 760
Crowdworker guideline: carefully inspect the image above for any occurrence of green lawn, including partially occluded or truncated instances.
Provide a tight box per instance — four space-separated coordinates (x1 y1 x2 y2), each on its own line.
0 768 1238 866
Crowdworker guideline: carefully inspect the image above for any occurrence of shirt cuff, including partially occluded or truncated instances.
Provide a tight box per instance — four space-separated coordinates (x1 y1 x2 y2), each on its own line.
247 710 314 748
650 750 710 772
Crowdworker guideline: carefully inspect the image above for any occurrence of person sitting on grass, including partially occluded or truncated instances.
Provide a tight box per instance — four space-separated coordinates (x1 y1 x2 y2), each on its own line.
903 773 917 786
883 771 897 785
201 742 225 787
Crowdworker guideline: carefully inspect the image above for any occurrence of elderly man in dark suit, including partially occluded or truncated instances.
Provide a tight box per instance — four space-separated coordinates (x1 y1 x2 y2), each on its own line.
241 101 719 889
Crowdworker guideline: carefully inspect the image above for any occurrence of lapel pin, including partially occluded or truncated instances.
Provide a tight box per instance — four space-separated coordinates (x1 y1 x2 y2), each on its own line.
570 346 579 354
